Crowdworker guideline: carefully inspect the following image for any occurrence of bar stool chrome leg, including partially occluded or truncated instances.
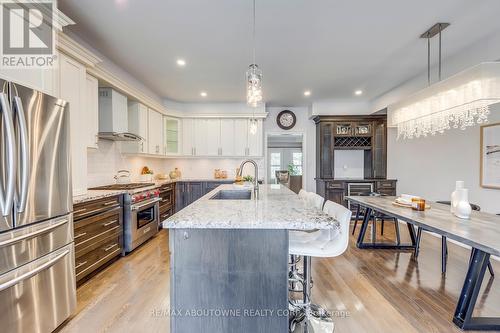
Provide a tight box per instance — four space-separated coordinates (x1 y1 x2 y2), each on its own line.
289 256 334 333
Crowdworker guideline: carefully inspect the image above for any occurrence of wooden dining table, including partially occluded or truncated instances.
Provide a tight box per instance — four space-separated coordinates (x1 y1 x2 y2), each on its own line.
346 195 500 331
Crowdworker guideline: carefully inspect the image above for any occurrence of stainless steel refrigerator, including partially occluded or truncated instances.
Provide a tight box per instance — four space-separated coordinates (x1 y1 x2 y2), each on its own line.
0 78 75 332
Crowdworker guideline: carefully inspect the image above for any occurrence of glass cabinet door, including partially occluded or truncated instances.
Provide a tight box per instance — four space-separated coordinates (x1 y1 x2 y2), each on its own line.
164 117 180 155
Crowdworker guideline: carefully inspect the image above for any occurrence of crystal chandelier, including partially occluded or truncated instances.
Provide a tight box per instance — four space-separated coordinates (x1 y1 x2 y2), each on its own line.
389 63 500 139
388 23 500 139
246 0 262 136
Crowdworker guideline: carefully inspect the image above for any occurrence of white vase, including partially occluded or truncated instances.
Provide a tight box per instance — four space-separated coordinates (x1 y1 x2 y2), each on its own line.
453 188 472 219
450 181 465 213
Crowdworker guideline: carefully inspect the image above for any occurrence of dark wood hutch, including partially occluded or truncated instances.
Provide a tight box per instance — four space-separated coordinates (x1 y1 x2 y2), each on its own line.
314 115 397 211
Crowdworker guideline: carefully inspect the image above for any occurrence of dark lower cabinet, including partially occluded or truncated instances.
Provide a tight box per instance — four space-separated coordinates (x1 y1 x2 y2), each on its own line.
317 179 397 214
73 195 123 285
175 180 235 212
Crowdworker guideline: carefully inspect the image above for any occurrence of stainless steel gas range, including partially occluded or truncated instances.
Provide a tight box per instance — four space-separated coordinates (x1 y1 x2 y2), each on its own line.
89 183 160 254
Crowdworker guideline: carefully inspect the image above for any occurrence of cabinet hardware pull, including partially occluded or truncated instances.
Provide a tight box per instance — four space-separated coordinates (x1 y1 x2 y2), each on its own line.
103 201 116 206
102 220 117 227
103 243 118 252
74 208 87 214
74 232 87 239
75 261 88 270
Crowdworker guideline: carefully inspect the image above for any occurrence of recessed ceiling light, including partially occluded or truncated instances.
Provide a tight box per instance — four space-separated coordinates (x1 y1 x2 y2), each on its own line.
304 90 311 97
355 90 363 96
200 91 207 97
176 59 186 67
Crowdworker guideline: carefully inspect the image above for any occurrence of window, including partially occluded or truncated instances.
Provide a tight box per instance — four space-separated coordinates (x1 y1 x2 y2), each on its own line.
270 152 281 182
291 152 303 176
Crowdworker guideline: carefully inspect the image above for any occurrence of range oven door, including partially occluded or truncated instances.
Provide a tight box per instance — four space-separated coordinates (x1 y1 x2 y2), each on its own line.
133 198 160 229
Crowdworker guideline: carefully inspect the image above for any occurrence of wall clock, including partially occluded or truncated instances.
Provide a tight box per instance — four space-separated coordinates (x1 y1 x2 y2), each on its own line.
277 110 296 130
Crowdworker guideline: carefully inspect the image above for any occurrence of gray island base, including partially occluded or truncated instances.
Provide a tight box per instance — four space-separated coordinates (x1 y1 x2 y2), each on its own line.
164 184 339 332
170 229 288 332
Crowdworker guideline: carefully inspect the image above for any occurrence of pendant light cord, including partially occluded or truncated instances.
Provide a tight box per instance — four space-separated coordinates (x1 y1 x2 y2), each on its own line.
252 0 256 65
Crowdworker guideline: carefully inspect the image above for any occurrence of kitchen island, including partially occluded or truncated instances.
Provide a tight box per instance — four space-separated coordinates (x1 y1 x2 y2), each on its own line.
163 184 339 333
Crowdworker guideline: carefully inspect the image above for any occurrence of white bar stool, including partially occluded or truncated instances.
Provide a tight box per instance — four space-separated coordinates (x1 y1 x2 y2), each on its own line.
306 192 325 210
289 200 352 333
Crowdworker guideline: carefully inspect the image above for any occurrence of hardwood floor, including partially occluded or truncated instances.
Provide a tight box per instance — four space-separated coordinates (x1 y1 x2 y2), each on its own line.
59 223 500 333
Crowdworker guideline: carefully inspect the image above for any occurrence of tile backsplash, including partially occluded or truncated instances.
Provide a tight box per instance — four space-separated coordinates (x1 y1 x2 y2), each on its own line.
87 140 264 187
333 150 364 179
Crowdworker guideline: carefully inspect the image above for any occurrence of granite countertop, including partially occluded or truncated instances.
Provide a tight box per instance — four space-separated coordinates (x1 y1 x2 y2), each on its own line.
72 178 239 204
73 189 126 204
163 184 341 230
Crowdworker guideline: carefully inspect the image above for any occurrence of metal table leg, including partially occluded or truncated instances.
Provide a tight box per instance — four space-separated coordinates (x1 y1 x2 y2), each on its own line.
453 248 500 330
356 207 416 250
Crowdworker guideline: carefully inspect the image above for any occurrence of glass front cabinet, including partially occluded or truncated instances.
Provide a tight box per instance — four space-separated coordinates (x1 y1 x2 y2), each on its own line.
164 117 180 155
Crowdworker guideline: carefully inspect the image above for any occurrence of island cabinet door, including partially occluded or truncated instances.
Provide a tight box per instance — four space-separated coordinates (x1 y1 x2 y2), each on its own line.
186 182 204 205
170 229 289 332
175 182 186 212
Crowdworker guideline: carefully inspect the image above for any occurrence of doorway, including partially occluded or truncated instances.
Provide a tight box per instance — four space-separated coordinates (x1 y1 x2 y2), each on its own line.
266 133 304 193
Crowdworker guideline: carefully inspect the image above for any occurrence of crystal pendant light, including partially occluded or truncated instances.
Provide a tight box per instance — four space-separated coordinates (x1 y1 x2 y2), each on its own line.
246 0 262 135
388 24 500 139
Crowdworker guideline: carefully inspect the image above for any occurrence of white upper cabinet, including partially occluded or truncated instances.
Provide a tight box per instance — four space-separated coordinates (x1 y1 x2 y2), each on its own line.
59 52 87 195
234 119 249 156
179 117 263 157
164 117 180 155
122 102 149 154
85 74 99 149
247 119 263 157
220 119 236 156
194 119 220 156
148 109 163 155
182 118 195 156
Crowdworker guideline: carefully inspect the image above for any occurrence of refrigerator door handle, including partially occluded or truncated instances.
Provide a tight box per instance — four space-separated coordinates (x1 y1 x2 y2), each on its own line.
13 96 29 213
0 249 70 292
0 218 68 247
0 92 16 217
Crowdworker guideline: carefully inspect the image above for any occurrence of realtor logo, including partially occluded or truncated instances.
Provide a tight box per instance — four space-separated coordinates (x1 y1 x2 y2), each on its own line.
1 0 56 68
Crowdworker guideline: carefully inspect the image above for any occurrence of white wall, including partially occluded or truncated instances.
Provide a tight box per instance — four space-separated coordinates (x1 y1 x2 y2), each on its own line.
163 99 266 115
263 107 316 191
387 104 500 214
312 100 371 116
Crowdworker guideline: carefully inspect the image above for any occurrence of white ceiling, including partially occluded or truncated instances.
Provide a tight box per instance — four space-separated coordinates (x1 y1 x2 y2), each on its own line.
59 0 500 106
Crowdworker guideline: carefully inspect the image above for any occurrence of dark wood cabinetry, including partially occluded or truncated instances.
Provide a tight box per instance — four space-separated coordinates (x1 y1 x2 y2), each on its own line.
159 183 176 223
314 115 388 180
317 179 397 212
73 195 123 284
175 180 234 212
315 115 395 209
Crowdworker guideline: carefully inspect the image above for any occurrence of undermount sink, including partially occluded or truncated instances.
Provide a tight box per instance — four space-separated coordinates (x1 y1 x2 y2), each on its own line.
210 190 252 200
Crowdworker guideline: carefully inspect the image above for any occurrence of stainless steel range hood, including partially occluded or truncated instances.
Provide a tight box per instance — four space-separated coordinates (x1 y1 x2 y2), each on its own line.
98 132 143 142
98 88 143 142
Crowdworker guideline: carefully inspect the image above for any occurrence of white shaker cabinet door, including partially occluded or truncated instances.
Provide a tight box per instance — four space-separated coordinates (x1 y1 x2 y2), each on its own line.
148 109 163 155
219 119 235 156
182 118 195 156
194 119 220 156
59 53 87 195
233 119 249 157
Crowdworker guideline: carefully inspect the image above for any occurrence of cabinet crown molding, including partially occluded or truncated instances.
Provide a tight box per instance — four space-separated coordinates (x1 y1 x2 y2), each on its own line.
57 33 102 67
